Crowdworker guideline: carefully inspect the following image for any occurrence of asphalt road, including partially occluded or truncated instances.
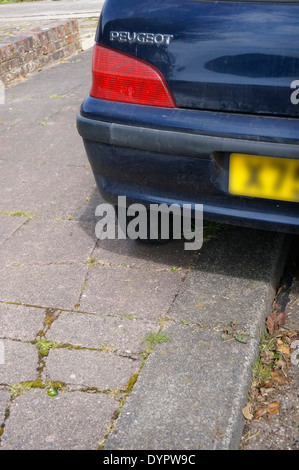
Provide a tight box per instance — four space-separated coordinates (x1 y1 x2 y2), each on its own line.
0 0 104 21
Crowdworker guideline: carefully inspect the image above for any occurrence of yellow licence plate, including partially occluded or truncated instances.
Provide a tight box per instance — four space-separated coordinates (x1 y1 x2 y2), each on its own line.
229 153 299 203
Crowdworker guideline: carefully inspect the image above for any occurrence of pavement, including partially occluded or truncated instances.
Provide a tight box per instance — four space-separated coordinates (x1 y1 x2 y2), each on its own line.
0 2 296 451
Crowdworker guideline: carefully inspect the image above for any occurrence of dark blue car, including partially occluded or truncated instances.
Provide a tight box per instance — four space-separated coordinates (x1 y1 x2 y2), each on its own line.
77 0 299 234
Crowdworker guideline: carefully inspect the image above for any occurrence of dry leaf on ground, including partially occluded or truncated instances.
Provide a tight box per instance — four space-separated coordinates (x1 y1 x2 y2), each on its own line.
271 370 289 385
242 402 253 421
277 342 290 356
254 407 268 419
267 401 280 415
266 312 288 334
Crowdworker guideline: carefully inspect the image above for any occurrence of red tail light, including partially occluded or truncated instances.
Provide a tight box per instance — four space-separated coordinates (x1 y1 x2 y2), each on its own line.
90 44 176 108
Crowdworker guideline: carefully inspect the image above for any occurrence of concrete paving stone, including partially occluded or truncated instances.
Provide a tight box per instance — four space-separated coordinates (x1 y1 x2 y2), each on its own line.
79 265 184 321
169 227 288 330
104 324 259 451
0 390 10 425
0 106 89 168
0 340 38 385
0 214 28 245
1 389 117 450
0 303 45 341
0 48 92 129
0 50 94 222
0 160 95 220
93 237 197 272
1 106 90 169
168 285 274 333
0 50 95 221
44 348 139 390
0 218 96 267
72 188 107 225
45 310 159 355
0 264 87 310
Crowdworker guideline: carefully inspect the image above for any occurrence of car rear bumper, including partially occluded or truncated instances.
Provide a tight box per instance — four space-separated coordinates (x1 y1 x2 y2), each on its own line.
77 97 299 233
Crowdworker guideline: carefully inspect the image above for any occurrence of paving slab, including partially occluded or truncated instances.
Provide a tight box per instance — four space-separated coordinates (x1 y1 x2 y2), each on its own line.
0 264 87 310
1 389 117 450
0 340 38 385
0 159 95 220
0 303 45 341
1 48 92 129
104 227 290 450
93 237 196 272
169 228 286 331
73 188 106 225
45 310 159 355
0 219 96 267
0 49 95 220
105 325 259 450
0 214 28 245
79 265 184 320
44 349 139 390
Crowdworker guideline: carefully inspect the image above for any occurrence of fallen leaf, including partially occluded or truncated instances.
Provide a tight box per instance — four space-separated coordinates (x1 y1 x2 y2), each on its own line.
287 331 297 339
276 359 288 377
260 387 275 395
277 343 290 356
262 350 275 359
276 358 287 368
242 402 253 420
263 380 274 388
234 334 247 344
271 370 288 385
266 312 288 334
254 406 268 419
267 401 280 415
274 328 289 337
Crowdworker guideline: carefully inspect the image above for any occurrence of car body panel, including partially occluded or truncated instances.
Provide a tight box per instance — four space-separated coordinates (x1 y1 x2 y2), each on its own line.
77 0 299 234
97 0 299 116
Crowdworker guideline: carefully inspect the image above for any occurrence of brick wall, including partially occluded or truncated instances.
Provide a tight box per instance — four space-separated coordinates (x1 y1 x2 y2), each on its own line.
0 20 82 86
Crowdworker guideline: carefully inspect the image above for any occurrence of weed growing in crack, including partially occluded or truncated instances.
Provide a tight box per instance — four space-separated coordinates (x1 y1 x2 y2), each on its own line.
142 332 170 352
9 381 66 400
35 340 60 357
85 257 98 269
